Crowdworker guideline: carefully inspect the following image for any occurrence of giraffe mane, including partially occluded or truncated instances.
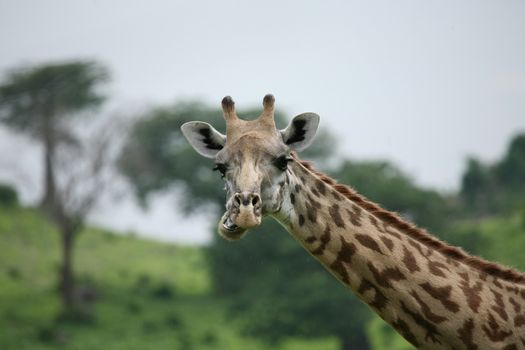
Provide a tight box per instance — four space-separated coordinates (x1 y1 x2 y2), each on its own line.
295 156 525 285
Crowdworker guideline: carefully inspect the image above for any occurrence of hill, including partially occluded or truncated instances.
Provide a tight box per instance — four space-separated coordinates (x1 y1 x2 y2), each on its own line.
0 206 337 350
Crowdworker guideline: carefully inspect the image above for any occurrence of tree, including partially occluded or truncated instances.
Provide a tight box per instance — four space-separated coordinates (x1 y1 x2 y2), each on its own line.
460 157 490 209
459 133 525 215
119 102 373 350
497 134 525 187
333 160 451 233
0 60 109 208
0 61 115 310
50 117 126 309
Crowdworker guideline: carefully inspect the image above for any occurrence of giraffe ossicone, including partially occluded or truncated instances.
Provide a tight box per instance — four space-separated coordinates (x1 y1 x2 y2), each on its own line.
181 95 525 349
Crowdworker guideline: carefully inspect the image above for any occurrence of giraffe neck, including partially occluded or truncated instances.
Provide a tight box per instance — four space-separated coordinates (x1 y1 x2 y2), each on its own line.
272 160 525 350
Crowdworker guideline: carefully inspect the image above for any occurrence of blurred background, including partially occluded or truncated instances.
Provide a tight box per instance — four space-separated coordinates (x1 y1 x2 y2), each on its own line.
0 1 524 349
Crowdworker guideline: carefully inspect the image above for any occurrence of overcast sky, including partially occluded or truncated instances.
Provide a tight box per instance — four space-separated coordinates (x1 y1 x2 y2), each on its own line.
1 0 524 244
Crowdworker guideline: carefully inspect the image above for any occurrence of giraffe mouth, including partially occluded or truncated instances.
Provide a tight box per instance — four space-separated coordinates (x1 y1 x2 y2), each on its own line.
223 216 239 232
217 194 262 240
218 211 248 240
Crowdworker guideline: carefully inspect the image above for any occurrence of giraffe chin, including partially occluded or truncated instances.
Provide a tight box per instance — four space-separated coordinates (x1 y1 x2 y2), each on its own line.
218 210 261 241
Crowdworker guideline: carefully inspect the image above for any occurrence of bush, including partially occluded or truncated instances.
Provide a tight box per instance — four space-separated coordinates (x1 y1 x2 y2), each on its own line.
165 312 182 328
6 266 21 280
125 300 142 315
151 281 176 300
0 183 18 207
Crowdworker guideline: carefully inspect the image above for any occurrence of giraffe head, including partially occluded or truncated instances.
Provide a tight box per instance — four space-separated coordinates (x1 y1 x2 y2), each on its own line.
181 94 319 240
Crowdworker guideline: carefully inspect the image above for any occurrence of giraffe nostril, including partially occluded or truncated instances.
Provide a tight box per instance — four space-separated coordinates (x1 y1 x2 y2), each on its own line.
234 192 260 207
234 193 242 207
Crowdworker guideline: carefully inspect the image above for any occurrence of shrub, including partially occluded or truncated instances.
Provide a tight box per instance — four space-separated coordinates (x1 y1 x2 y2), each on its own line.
0 183 18 207
151 281 176 300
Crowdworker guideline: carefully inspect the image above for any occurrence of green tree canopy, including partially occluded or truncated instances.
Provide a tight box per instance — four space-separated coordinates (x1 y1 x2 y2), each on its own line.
0 60 109 207
333 160 451 233
0 60 110 310
0 60 108 135
459 133 525 215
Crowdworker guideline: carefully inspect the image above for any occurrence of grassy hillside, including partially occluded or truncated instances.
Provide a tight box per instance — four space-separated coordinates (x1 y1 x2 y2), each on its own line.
2 206 523 350
0 207 337 350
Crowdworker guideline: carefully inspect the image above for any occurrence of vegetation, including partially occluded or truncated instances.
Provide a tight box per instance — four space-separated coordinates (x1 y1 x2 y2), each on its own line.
1 60 524 350
0 206 339 350
0 183 18 207
0 60 112 310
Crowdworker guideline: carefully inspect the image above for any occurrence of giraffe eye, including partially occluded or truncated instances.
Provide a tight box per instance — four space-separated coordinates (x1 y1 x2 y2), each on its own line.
213 163 228 178
273 155 292 171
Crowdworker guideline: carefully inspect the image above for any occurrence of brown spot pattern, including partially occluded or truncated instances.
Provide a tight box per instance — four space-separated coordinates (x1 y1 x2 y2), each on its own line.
402 245 420 273
457 318 477 350
379 235 394 252
401 301 441 344
369 215 385 233
420 282 460 313
502 344 518 350
296 157 525 285
311 225 331 256
357 278 389 311
384 224 402 239
409 290 447 323
306 193 321 208
304 194 321 224
331 190 343 201
509 297 521 313
306 204 317 223
490 288 508 321
458 272 483 313
329 236 356 284
482 312 512 342
355 234 384 255
290 192 295 205
315 180 326 196
367 262 406 289
346 205 362 226
515 314 525 327
328 204 345 228
304 235 316 244
427 260 450 278
298 214 305 226
392 318 419 347
408 239 428 259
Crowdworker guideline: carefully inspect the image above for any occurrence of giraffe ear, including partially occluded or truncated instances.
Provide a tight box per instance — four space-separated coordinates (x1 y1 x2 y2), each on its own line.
181 121 226 158
280 113 320 151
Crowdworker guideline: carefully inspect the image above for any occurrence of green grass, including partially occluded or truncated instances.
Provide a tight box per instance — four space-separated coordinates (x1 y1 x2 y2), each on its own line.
0 206 337 350
9 206 522 350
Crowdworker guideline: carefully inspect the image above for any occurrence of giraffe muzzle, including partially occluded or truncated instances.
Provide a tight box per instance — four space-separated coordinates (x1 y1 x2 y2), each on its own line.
218 192 262 240
231 192 262 229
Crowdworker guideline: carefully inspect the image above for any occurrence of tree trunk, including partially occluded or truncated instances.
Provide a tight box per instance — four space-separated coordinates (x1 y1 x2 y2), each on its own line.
40 120 56 210
340 334 370 350
59 226 75 308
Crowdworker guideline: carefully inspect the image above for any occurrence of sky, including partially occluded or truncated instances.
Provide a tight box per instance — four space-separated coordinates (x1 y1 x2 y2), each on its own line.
0 0 524 244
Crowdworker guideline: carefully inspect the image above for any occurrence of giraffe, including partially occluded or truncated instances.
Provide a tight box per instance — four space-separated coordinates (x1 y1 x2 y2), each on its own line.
181 94 525 349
